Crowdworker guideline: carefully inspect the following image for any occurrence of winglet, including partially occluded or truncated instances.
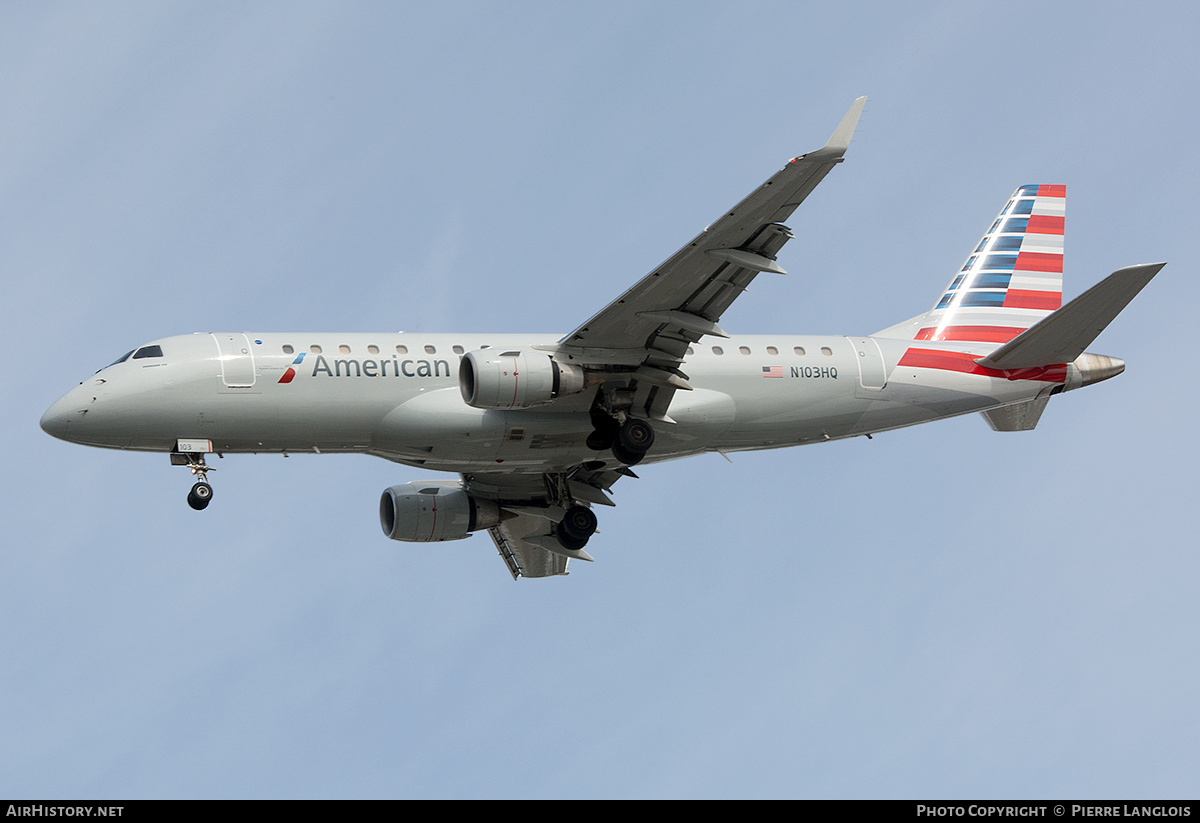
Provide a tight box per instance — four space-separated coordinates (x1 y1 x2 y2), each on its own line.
821 96 867 156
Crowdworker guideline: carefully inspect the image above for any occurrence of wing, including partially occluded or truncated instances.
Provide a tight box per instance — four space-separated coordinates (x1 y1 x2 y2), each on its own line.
552 97 866 420
462 465 633 579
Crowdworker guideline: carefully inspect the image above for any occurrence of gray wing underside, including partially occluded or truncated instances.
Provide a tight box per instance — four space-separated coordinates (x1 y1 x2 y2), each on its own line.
555 97 865 419
463 465 631 579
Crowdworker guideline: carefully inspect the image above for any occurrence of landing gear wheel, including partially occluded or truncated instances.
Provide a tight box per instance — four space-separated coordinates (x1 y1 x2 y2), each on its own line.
555 525 590 551
618 418 655 453
560 505 597 542
187 481 213 511
611 441 644 466
586 429 615 451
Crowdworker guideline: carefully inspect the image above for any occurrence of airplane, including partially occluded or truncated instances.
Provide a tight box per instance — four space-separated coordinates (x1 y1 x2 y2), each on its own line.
40 97 1163 579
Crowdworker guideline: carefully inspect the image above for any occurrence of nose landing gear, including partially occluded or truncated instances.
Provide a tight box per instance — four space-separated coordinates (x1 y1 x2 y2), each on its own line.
187 481 213 511
171 452 216 511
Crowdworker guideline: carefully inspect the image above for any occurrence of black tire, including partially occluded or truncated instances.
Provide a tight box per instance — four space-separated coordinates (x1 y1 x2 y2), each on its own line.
555 525 589 551
188 482 212 511
560 505 597 541
618 418 654 454
586 429 614 451
611 441 644 466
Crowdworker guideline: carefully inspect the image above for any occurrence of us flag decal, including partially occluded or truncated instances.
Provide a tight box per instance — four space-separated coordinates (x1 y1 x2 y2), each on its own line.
762 365 783 378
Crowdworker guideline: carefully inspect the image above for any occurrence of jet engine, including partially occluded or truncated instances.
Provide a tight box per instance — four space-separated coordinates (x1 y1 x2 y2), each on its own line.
459 350 585 409
379 482 502 542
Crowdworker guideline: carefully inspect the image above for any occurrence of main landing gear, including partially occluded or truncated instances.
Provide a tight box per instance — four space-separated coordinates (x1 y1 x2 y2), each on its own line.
554 504 598 551
587 415 656 466
171 452 215 511
542 473 601 552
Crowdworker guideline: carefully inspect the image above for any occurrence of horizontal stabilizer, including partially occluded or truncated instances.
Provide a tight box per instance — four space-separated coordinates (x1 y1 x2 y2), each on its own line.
977 263 1164 370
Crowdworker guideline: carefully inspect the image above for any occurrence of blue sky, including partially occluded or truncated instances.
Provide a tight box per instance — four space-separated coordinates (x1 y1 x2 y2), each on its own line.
3 1 1198 798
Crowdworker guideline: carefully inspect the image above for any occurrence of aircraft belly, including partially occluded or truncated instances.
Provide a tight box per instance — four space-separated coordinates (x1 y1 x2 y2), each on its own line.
490 411 593 466
202 396 385 452
373 387 504 462
697 350 864 448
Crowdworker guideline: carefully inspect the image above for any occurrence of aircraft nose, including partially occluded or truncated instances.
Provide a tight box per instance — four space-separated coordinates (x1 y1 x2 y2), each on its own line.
40 388 87 441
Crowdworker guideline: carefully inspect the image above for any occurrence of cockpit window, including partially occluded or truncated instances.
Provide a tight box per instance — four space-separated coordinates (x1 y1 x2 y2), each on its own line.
102 350 135 370
133 345 164 359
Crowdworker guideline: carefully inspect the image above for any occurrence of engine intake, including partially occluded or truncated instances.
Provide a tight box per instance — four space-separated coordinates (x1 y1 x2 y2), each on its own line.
379 482 501 542
459 349 585 409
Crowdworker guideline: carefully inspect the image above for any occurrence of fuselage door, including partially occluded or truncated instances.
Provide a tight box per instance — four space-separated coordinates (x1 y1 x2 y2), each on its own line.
211 333 256 387
847 336 887 394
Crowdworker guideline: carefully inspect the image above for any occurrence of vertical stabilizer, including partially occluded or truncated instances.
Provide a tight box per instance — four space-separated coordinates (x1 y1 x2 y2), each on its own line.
914 185 1065 344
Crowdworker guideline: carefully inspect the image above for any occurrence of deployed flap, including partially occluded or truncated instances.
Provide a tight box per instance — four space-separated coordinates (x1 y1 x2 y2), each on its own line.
978 263 1164 370
463 464 630 579
554 97 866 418
981 394 1052 431
489 516 570 579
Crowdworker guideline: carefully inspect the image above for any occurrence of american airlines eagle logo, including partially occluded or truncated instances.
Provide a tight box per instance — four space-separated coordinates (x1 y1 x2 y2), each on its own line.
278 352 305 383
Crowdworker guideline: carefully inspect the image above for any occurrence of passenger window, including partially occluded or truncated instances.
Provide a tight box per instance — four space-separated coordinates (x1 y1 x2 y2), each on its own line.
686 347 694 355
311 345 322 354
739 346 751 355
339 345 351 354
821 347 833 356
396 345 408 355
424 345 436 354
712 346 724 355
368 345 379 355
282 345 294 354
453 345 464 355
767 346 778 355
133 345 163 359
794 347 806 356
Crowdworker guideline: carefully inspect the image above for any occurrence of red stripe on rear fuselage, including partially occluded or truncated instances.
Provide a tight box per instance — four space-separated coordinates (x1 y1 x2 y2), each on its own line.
898 348 1066 382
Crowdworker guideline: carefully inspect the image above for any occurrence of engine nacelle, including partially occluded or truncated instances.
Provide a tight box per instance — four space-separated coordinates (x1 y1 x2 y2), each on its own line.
379 482 502 542
459 349 585 409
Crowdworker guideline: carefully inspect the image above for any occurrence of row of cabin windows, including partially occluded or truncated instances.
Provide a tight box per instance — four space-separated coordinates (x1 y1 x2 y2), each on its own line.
278 343 833 358
280 344 471 356
687 345 834 356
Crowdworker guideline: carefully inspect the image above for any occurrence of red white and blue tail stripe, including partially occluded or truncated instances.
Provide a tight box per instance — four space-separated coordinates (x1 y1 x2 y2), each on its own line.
914 185 1065 345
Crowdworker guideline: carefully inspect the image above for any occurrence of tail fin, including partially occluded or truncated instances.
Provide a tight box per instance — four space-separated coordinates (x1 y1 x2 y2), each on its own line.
914 184 1066 344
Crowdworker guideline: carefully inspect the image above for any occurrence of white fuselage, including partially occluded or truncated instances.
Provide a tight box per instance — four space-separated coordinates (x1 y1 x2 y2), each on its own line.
41 330 1067 473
